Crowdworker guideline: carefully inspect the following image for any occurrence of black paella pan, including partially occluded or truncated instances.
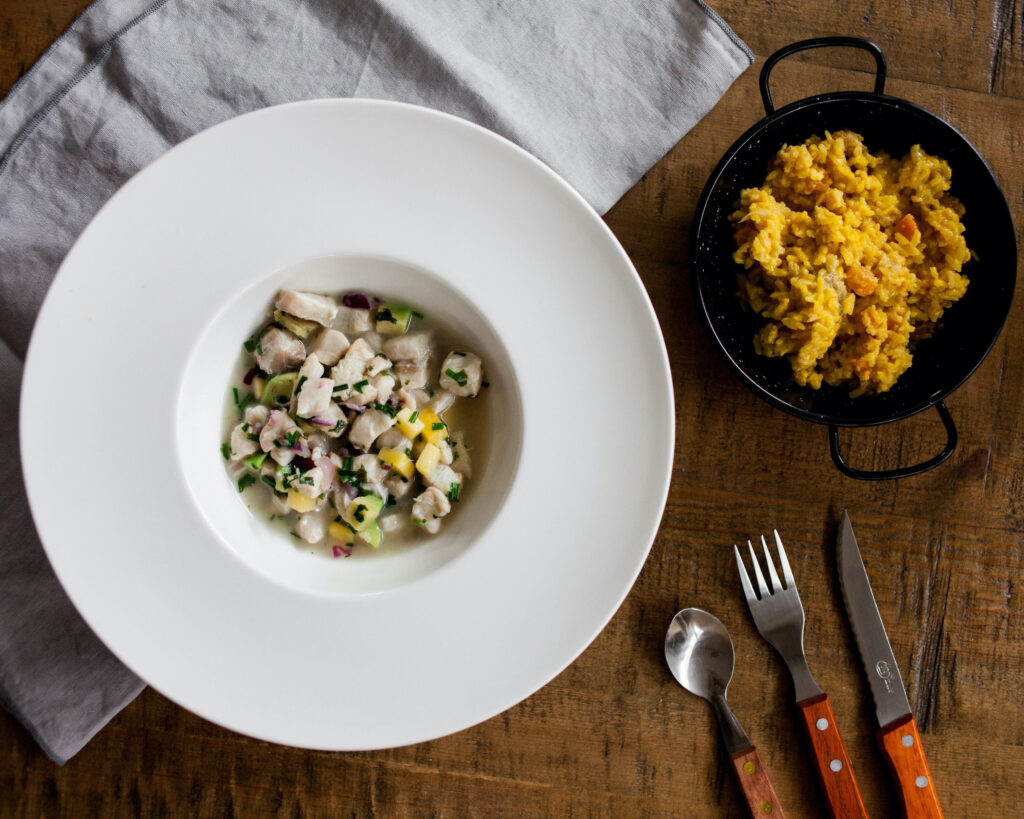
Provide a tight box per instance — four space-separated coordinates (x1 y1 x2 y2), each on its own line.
690 37 1017 480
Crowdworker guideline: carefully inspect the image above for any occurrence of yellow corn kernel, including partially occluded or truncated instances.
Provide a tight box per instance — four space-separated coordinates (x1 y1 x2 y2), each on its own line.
378 447 414 479
418 408 448 445
416 442 441 477
328 520 356 543
286 488 318 513
396 406 425 439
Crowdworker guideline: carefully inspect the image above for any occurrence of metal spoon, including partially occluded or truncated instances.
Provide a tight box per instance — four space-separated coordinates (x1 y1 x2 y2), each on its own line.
665 608 786 817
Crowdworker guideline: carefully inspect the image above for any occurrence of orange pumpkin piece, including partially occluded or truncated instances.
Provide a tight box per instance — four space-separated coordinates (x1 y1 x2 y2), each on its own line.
895 213 917 240
845 263 879 297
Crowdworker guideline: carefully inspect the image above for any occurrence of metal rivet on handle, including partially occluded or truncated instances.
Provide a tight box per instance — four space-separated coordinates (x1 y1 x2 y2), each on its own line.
916 776 928 788
902 734 914 747
743 761 756 774
816 717 829 731
759 800 773 814
830 759 843 772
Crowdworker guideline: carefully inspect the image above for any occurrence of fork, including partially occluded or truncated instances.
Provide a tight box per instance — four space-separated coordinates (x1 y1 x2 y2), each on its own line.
735 531 869 819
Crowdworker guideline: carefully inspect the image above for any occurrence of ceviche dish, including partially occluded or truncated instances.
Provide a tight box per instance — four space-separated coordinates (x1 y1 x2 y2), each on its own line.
731 130 970 396
222 289 486 555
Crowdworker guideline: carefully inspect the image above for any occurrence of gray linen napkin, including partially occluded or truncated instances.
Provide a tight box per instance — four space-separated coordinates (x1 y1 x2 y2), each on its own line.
0 0 751 762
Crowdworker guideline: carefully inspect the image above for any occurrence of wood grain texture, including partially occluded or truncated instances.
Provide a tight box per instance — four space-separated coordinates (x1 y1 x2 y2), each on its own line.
730 747 786 817
878 715 943 818
2 2 1024 817
796 694 869 818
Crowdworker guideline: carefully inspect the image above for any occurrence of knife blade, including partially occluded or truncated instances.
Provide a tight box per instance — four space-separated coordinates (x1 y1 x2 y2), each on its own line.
837 511 943 818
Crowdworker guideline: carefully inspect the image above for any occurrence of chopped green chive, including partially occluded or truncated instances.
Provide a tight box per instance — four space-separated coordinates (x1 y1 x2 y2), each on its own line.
256 343 263 355
247 433 259 442
448 483 460 502
220 442 232 460
299 476 315 485
331 420 345 434
243 339 256 353
445 368 468 387
432 422 445 430
411 310 423 319
409 411 419 423
284 430 300 447
353 379 368 393
293 375 308 395
261 475 276 489
237 474 256 493
333 383 348 393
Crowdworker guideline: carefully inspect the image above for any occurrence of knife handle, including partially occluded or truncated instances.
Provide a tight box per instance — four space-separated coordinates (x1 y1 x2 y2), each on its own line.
796 693 869 818
877 715 943 818
730 747 786 818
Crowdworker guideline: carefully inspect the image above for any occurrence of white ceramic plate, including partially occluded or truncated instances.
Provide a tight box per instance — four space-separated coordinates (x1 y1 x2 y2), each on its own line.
21 100 673 750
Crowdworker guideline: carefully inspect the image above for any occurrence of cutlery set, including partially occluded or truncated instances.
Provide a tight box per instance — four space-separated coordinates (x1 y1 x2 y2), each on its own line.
665 512 942 818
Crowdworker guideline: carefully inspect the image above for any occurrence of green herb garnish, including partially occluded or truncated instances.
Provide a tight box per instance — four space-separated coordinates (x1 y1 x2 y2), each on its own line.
448 483 460 502
409 411 419 423
261 475 276 489
445 368 468 387
353 379 368 393
220 443 232 460
243 339 256 353
237 474 256 493
432 422 445 431
293 375 308 395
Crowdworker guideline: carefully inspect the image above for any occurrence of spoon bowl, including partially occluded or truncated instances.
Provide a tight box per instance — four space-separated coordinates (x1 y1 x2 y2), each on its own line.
664 607 736 702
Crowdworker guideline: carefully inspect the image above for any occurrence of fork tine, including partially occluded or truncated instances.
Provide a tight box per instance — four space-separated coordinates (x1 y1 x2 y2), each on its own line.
734 545 758 604
773 529 795 589
760 534 783 592
747 540 770 598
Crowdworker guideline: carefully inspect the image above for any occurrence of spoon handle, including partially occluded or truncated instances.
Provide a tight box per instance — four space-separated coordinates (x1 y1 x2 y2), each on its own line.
731 747 786 818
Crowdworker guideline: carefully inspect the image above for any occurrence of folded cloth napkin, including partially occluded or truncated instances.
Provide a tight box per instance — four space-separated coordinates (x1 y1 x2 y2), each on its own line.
0 0 751 762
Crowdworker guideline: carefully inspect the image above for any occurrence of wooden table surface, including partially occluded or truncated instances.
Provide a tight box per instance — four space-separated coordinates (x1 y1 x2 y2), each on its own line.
3 2 1022 816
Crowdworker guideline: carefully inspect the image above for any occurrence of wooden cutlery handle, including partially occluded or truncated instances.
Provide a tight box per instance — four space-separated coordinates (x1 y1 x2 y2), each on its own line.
878 715 943 818
796 693 869 818
730 747 786 817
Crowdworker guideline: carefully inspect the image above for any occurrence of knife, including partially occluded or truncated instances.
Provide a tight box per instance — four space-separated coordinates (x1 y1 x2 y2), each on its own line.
837 511 943 818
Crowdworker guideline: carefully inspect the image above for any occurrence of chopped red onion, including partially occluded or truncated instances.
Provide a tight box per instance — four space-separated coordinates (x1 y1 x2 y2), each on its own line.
242 367 257 385
332 544 352 558
341 293 372 310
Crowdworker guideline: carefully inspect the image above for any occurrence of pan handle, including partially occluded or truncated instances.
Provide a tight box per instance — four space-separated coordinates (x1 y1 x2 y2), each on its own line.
828 402 958 481
760 37 887 115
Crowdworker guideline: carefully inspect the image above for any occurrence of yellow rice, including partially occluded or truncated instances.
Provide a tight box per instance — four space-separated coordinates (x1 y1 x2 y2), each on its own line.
730 130 970 395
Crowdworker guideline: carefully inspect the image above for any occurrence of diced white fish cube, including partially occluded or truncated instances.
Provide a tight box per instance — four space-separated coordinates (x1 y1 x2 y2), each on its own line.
412 486 451 534
307 402 347 437
385 473 415 499
243 404 270 428
275 290 338 327
429 390 456 414
396 387 431 410
255 327 306 375
360 331 385 353
297 352 325 380
348 408 396 451
307 328 349 367
376 427 412 453
367 353 392 377
352 454 387 485
336 305 374 335
345 383 378 406
426 463 462 498
439 351 483 397
394 359 429 390
229 423 259 459
295 377 334 418
259 410 299 453
371 374 396 405
294 510 329 543
379 514 404 534
437 440 454 465
450 438 472 478
383 332 433 362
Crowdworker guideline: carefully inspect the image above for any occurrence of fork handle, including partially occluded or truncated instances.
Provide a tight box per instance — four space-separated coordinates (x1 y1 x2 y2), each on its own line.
730 747 786 818
797 694 869 818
